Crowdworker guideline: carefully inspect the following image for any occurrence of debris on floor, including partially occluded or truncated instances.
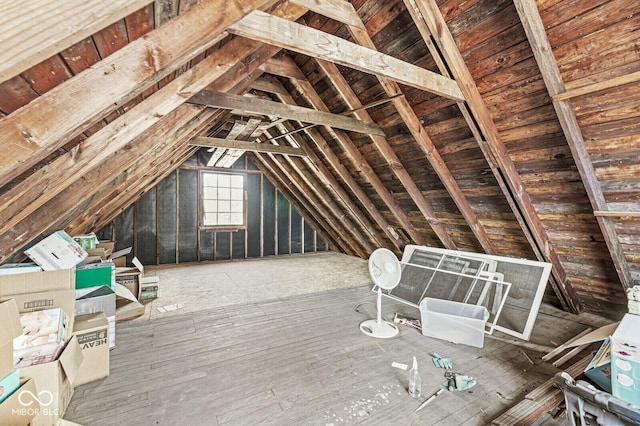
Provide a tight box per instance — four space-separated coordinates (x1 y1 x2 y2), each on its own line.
157 303 184 313
393 312 421 330
443 371 476 392
432 353 453 369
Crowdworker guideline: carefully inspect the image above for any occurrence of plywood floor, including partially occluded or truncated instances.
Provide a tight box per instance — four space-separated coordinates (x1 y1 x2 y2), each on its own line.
64 253 610 425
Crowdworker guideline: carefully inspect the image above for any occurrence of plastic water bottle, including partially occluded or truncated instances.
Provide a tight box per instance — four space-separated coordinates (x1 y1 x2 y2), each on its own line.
409 356 421 398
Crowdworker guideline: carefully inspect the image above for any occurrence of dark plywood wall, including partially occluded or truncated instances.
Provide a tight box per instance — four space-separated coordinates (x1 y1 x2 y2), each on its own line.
97 153 329 264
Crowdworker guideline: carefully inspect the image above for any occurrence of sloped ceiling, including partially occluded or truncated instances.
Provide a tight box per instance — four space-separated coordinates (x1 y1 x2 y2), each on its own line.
0 0 638 318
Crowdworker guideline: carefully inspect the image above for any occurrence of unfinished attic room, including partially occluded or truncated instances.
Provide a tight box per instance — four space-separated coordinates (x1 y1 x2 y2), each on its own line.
2 0 640 425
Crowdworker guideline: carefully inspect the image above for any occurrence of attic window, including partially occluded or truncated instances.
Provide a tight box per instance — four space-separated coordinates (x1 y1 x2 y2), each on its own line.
201 172 245 228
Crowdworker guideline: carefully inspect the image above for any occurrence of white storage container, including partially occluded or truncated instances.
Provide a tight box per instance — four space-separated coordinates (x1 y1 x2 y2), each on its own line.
420 297 488 348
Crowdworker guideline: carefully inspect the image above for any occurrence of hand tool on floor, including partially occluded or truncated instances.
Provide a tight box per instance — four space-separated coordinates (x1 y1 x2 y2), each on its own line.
415 388 444 412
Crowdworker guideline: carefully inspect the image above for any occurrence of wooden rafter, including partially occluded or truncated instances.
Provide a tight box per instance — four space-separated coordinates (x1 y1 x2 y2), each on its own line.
0 0 154 83
405 0 582 312
254 153 358 256
254 77 404 251
260 128 374 256
250 156 344 254
228 10 464 101
191 136 306 157
0 35 281 242
288 0 496 253
264 60 426 246
513 0 634 289
316 59 458 250
188 91 385 136
0 0 283 187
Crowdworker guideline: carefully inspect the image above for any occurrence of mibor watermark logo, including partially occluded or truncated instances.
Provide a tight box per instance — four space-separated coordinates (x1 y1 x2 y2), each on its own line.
12 389 59 417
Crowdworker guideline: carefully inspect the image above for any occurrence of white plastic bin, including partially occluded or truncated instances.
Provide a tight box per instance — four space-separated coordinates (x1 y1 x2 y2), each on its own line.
419 297 488 348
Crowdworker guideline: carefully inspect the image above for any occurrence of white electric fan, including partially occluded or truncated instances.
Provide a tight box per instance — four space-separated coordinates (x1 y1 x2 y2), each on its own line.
360 248 402 338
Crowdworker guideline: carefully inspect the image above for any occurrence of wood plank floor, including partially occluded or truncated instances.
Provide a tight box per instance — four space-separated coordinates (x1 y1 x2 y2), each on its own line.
64 253 610 425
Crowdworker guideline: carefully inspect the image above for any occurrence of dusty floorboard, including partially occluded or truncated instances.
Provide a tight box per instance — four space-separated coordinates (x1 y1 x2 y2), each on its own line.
64 253 609 425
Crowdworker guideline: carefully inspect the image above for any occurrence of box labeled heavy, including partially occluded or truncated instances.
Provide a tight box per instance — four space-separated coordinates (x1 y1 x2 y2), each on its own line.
73 313 109 385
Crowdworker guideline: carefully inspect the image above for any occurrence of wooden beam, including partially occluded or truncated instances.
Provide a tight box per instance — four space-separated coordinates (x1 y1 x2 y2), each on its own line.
188 91 385 136
408 0 582 312
261 130 373 257
0 0 283 187
280 72 426 246
191 136 306 156
258 77 403 251
553 70 640 101
0 36 282 240
0 0 154 83
269 118 386 250
514 0 634 290
316 59 458 250
229 10 464 101
0 11 307 262
289 0 366 30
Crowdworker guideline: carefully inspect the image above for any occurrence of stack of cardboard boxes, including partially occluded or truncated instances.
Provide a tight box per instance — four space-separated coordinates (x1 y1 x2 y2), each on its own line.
0 230 159 425
577 285 640 408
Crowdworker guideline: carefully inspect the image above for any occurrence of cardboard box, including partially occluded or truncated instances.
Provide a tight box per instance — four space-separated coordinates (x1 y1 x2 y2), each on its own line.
115 284 145 321
0 263 42 276
0 378 39 426
75 286 116 348
139 276 159 301
611 313 640 407
20 336 83 426
0 268 74 298
9 291 75 343
14 308 68 368
0 369 20 403
75 262 114 290
24 231 87 271
72 234 97 250
73 313 109 386
0 299 23 378
115 257 144 298
585 337 612 392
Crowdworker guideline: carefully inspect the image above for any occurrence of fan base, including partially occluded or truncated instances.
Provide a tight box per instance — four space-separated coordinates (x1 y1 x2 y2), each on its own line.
359 319 399 339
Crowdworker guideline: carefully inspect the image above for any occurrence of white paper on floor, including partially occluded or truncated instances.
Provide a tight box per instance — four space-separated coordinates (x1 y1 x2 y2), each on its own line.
157 303 184 313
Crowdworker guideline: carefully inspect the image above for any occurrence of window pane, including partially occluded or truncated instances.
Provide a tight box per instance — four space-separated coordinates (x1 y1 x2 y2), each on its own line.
203 173 217 187
218 174 230 186
230 213 243 224
218 187 231 200
231 175 244 188
201 172 245 227
231 188 243 200
203 187 217 200
203 212 217 226
203 200 217 212
218 213 231 225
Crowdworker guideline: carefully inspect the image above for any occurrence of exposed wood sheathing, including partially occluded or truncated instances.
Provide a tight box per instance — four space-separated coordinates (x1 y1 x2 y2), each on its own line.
0 0 638 318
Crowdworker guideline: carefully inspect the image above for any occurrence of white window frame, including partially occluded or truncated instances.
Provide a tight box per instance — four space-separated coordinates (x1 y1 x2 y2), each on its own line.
200 171 246 230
